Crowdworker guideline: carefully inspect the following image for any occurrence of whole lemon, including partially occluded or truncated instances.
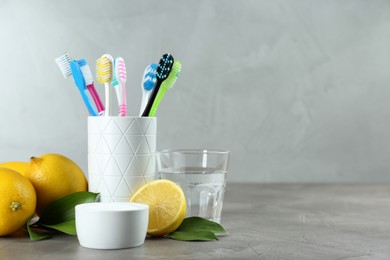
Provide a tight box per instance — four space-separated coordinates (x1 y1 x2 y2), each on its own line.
25 154 88 215
0 167 37 236
0 161 29 176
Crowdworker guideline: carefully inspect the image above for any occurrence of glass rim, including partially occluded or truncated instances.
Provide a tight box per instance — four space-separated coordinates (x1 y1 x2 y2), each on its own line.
158 149 230 155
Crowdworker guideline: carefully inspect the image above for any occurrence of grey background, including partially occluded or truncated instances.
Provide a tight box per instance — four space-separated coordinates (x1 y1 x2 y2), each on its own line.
1 0 389 183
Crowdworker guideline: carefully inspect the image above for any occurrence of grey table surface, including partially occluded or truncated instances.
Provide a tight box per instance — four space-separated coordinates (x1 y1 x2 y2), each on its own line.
1 183 390 260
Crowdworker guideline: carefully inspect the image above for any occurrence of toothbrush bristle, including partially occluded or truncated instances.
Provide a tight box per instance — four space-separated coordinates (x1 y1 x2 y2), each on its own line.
156 53 174 80
145 63 157 74
96 56 112 84
172 61 181 77
143 76 156 91
163 60 181 89
55 52 72 78
80 63 93 85
143 64 157 91
116 57 127 82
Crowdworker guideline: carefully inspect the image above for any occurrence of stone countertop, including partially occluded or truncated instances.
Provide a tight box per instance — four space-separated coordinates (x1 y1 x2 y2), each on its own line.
1 183 390 259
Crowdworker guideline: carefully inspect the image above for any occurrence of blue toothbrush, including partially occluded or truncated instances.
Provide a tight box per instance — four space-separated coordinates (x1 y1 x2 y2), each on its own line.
70 60 98 116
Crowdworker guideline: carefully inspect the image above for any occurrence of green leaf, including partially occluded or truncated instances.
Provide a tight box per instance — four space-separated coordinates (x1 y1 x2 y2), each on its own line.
175 217 228 236
26 217 50 241
169 231 218 241
40 220 76 235
168 217 229 241
38 191 99 225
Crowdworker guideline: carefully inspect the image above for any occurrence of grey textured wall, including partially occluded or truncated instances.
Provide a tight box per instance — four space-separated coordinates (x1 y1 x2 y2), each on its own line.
1 0 390 182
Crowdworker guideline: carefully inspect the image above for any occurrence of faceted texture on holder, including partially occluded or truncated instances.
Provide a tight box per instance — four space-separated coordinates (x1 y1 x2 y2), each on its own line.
88 117 157 202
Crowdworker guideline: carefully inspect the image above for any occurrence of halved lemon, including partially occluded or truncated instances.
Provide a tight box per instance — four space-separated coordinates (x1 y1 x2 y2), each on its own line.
130 179 186 236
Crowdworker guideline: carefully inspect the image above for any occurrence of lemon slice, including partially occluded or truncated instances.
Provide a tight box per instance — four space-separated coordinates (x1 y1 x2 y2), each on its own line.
130 179 186 236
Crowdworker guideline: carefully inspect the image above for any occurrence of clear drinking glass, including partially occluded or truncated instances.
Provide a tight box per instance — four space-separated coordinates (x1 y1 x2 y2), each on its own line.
157 149 230 223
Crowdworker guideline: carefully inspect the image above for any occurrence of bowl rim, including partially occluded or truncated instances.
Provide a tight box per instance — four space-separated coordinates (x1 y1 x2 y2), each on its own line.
75 202 149 212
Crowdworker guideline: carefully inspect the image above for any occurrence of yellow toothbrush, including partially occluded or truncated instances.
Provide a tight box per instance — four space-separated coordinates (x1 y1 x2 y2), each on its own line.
96 54 113 116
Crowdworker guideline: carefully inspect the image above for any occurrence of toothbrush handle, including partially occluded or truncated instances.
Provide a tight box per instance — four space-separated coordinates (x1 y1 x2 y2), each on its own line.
119 104 127 117
148 84 168 117
139 91 149 116
79 88 98 116
104 83 110 116
142 81 161 117
86 83 105 115
121 80 127 116
113 84 126 117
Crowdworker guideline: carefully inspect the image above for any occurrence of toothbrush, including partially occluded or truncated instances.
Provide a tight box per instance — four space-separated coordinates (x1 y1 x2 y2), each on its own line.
55 53 105 116
55 53 98 116
96 54 113 116
69 60 99 116
78 59 105 116
148 60 181 117
139 64 157 116
111 57 127 116
141 53 174 117
117 58 127 116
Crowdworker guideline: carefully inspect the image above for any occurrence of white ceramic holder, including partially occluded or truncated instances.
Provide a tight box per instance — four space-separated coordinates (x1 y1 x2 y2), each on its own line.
88 116 157 202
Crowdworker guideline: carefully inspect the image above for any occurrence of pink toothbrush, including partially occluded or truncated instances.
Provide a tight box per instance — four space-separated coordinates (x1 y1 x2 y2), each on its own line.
79 60 105 115
111 57 127 116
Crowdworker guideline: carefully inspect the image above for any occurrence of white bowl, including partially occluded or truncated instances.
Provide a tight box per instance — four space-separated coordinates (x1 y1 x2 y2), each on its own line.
75 202 149 249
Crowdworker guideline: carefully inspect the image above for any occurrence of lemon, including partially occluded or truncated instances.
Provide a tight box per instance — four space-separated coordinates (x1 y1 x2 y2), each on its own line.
25 154 88 215
130 179 186 237
0 161 29 176
0 167 37 236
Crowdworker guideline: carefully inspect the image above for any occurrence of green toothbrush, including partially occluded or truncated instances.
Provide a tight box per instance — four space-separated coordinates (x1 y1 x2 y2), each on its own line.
148 60 181 117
